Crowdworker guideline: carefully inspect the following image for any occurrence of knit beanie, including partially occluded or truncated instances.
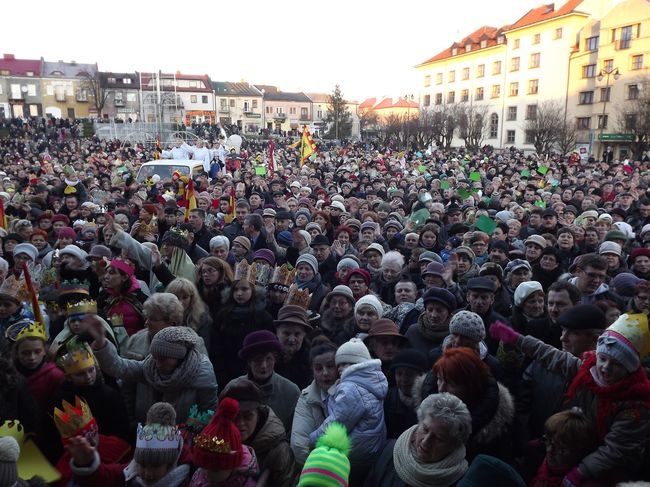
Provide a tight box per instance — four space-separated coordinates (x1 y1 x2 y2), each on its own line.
298 230 312 247
354 294 383 318
597 313 650 372
59 244 89 262
150 326 199 360
598 241 622 257
611 273 642 298
295 209 311 221
337 258 360 272
306 222 323 234
233 235 252 252
296 253 318 274
0 436 19 487
298 422 351 487
513 281 543 307
449 310 486 342
57 227 77 240
13 243 38 262
277 231 293 247
192 398 243 470
335 338 371 365
134 402 183 467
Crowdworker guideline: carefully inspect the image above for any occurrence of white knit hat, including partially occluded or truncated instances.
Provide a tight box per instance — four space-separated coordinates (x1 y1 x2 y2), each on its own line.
0 436 19 487
59 244 89 262
335 338 371 365
297 230 312 246
354 294 383 318
514 281 544 307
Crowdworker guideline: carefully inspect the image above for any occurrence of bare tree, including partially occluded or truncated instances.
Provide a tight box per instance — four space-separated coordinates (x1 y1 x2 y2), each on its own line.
360 110 379 139
430 103 461 150
80 71 110 118
410 109 440 149
522 100 565 155
616 77 650 158
556 120 579 156
457 104 489 151
380 113 406 148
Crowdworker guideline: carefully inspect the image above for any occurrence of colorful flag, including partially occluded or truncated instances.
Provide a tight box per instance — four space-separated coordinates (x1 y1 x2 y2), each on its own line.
22 262 45 328
0 199 6 229
154 136 162 160
299 125 317 167
269 140 275 180
184 178 197 222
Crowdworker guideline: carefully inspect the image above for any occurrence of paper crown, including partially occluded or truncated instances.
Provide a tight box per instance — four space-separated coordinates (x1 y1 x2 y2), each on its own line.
58 279 90 296
286 284 312 309
255 264 272 287
607 313 650 357
53 397 97 442
66 299 97 316
58 341 96 375
185 404 215 435
0 274 28 303
135 422 183 450
270 264 296 287
234 260 258 284
0 419 25 445
8 320 47 343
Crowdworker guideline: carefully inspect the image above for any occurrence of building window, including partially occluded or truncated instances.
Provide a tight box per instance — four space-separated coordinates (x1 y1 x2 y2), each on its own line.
436 73 443 85
533 33 541 44
579 91 594 104
190 95 197 103
526 104 537 120
491 84 501 98
221 99 229 110
477 64 485 77
301 107 308 118
424 75 431 87
424 94 431 106
462 67 470 80
598 114 609 129
265 106 272 114
576 117 591 129
582 64 596 78
447 91 455 103
489 113 499 138
600 87 611 102
586 36 599 51
448 70 456 83
511 57 520 72
603 59 614 71
252 99 258 109
507 106 517 121
528 79 539 94
525 130 535 144
529 53 540 68
554 28 563 39
513 38 520 49
619 25 634 49
509 82 519 96
492 61 502 75
275 107 283 114
435 93 442 105
497 35 505 44
230 99 235 107
289 107 297 115
625 113 637 130
475 87 484 101
480 39 487 48
632 54 644 70
507 130 516 143
452 47 458 56
628 84 640 100
465 43 472 52
243 101 250 112
461 89 469 102
202 95 208 104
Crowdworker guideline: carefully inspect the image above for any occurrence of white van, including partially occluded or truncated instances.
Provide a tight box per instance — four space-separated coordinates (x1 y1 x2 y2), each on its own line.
135 160 206 183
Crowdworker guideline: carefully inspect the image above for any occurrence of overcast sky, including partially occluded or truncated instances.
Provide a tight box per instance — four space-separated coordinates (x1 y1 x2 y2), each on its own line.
9 0 546 101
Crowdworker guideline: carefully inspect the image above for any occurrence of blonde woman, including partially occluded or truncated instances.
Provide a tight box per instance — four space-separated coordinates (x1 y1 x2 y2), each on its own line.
165 277 212 354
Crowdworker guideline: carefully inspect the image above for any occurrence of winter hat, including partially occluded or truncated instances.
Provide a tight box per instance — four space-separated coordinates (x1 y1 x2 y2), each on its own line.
274 305 312 331
295 209 311 221
134 402 183 467
505 259 532 274
555 304 607 331
298 230 312 247
419 251 443 264
360 221 378 234
87 245 112 260
641 223 650 236
454 246 475 262
219 378 263 411
150 326 199 360
12 243 38 262
524 235 547 249
328 285 355 304
306 222 323 234
254 249 276 266
337 258 359 272
193 398 243 470
423 262 445 278
613 221 635 240
449 310 486 342
611 273 642 297
354 294 383 318
296 253 318 274
277 231 293 246
238 330 282 360
0 436 19 487
233 236 252 252
604 229 628 242
390 348 428 373
364 243 385 257
598 241 622 257
423 287 456 311
298 422 351 487
345 218 361 230
479 262 504 280
209 235 230 251
495 210 514 223
345 268 371 287
514 281 543 307
59 245 88 262
335 338 371 365
57 227 77 240
598 313 650 371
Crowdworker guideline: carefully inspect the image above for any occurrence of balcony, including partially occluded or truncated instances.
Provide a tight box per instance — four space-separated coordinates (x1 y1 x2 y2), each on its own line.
273 112 286 120
244 111 261 118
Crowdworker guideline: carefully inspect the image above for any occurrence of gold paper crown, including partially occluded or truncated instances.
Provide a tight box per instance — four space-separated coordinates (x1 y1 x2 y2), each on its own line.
255 264 272 287
53 396 95 439
234 260 257 284
270 264 296 287
58 342 96 375
0 274 28 302
286 284 312 309
58 279 90 296
66 299 97 316
12 320 47 343
0 419 25 445
193 434 232 453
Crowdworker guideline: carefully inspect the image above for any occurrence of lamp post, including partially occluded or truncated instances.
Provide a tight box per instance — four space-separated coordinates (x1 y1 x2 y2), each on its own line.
405 93 414 150
597 66 620 159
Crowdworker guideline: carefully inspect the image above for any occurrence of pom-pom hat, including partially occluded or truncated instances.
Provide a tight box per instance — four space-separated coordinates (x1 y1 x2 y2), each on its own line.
193 398 243 470
298 422 351 487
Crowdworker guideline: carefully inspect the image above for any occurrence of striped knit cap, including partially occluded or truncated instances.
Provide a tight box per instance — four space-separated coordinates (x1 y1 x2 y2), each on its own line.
298 422 351 487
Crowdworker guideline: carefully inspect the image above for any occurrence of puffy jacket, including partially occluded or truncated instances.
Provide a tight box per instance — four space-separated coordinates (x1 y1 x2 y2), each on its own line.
309 359 388 467
290 381 328 467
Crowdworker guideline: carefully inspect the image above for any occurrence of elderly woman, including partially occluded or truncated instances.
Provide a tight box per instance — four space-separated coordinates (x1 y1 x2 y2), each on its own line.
366 392 472 487
407 287 456 361
273 305 313 390
371 251 405 306
290 341 338 467
337 294 384 343
294 253 330 312
87 313 218 424
511 280 546 334
208 235 236 266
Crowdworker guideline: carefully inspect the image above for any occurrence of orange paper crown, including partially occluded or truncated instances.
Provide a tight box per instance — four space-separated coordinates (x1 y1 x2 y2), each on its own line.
53 396 97 443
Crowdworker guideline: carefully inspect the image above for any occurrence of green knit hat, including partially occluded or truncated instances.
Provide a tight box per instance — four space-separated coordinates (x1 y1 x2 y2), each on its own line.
298 422 351 487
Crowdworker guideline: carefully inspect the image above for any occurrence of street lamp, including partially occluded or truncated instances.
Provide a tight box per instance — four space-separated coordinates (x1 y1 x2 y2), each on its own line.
597 66 620 159
405 93 414 150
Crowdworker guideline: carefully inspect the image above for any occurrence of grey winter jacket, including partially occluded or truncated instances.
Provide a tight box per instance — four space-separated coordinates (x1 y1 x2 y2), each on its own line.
309 359 388 467
290 381 328 467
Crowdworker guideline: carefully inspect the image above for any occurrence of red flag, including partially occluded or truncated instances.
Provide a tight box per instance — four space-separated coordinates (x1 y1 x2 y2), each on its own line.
23 262 44 328
268 140 275 180
0 199 6 229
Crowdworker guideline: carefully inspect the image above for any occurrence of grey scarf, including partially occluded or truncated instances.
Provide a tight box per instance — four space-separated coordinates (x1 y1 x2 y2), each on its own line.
143 348 202 391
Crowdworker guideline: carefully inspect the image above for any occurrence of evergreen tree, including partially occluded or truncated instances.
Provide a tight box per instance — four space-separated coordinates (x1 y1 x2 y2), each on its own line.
325 85 352 139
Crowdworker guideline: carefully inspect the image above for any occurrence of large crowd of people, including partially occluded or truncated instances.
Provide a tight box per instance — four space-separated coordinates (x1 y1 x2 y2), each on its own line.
0 115 649 486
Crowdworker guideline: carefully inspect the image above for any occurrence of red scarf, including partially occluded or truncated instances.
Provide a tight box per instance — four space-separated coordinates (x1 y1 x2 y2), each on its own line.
565 351 650 439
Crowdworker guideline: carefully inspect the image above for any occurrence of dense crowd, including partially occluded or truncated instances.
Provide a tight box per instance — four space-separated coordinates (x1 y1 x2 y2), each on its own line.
0 115 649 486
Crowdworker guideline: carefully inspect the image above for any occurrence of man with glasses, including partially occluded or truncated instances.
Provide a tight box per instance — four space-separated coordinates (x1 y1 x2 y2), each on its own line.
569 254 624 308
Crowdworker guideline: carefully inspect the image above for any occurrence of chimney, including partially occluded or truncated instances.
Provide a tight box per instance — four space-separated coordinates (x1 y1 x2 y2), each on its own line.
3 54 15 60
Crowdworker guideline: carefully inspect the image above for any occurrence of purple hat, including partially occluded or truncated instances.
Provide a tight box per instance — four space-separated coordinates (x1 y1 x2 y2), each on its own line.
238 330 282 360
253 249 276 267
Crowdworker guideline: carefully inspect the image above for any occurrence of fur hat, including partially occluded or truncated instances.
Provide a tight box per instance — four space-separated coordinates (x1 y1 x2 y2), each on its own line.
449 310 486 342
192 398 243 470
335 338 371 365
